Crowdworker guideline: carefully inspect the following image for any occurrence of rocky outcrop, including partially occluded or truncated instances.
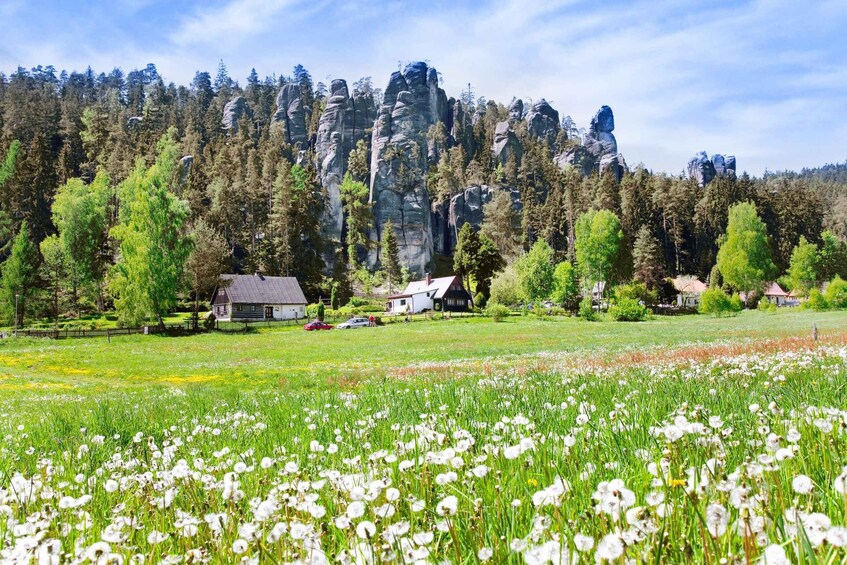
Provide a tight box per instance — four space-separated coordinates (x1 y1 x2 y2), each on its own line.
315 79 375 266
687 152 736 186
177 155 193 190
525 99 560 149
272 84 309 148
221 96 250 132
368 62 448 275
508 99 524 121
447 185 522 252
492 121 522 165
555 105 626 181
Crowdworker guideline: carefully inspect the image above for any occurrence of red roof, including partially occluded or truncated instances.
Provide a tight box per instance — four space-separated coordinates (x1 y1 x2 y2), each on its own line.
764 282 788 297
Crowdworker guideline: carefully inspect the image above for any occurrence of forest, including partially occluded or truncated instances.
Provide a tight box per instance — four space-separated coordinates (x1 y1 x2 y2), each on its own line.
1 61 846 326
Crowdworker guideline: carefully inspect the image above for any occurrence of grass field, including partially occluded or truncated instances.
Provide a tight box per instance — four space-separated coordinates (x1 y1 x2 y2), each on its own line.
1 310 847 563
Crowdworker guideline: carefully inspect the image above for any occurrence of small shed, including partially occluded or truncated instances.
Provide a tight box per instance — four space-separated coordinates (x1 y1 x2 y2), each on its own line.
212 274 307 321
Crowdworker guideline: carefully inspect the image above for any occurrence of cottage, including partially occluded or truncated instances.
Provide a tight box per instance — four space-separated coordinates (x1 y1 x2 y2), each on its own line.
763 282 789 306
386 274 472 314
671 276 708 307
212 274 307 321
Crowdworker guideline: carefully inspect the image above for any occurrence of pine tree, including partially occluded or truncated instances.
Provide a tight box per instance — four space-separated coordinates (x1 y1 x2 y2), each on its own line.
381 219 401 294
632 225 665 290
1 221 38 326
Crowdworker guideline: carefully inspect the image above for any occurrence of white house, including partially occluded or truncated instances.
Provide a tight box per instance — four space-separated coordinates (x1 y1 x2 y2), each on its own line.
386 274 472 314
212 274 307 321
671 276 708 307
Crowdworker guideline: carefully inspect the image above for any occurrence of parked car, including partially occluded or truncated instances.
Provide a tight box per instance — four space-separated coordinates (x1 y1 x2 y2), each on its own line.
337 317 370 329
304 320 334 331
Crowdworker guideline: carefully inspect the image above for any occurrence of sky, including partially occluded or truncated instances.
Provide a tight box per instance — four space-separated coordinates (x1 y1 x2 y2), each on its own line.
0 0 845 176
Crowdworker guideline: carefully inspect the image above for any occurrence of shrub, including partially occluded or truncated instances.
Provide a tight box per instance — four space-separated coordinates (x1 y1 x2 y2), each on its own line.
824 276 847 308
474 292 487 309
757 299 776 313
804 289 829 311
613 282 657 307
730 294 744 312
699 288 738 317
609 297 650 321
578 296 596 321
204 312 216 330
316 303 325 321
485 303 511 322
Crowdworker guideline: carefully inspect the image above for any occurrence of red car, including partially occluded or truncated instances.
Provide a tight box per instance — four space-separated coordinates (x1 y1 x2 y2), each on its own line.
304 320 334 331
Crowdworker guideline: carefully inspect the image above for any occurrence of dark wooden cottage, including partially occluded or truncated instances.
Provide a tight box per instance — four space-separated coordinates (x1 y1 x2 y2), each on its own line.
212 274 307 321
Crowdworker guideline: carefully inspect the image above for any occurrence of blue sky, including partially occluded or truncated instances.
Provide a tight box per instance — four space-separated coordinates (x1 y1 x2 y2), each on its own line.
1 0 845 175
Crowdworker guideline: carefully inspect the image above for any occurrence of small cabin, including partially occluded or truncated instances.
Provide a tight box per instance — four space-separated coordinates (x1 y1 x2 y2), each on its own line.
386 274 472 314
212 274 307 321
671 276 708 307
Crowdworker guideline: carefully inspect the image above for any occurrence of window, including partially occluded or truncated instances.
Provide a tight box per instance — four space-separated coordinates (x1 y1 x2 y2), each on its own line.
400 299 406 306
251 305 256 312
236 305 242 312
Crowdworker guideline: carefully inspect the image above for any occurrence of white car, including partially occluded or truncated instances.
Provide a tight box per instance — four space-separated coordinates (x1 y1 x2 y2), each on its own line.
337 317 370 329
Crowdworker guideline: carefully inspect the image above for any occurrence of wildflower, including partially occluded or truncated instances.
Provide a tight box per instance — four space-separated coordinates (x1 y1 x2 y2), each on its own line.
792 474 813 495
232 539 248 554
478 547 493 561
146 530 169 544
436 495 458 516
705 503 728 537
574 534 594 552
827 526 847 547
86 542 112 562
346 500 366 519
760 544 789 565
596 533 624 562
356 520 376 539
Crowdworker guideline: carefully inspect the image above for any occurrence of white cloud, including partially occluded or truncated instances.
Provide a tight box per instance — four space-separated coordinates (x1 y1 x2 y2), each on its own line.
170 0 304 48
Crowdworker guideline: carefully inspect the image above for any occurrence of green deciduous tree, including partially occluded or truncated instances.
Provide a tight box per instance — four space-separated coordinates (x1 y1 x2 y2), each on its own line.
516 239 555 302
339 173 372 269
110 129 192 328
574 209 623 293
817 230 847 282
39 234 68 326
785 236 818 298
184 219 230 327
551 261 580 311
489 264 520 306
715 202 775 299
1 221 38 326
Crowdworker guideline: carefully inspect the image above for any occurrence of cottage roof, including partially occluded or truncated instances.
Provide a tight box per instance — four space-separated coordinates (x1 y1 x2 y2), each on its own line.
400 276 463 300
764 282 788 297
671 277 707 294
218 274 307 305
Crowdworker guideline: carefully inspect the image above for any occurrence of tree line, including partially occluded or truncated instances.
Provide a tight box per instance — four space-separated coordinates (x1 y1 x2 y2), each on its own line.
0 62 846 326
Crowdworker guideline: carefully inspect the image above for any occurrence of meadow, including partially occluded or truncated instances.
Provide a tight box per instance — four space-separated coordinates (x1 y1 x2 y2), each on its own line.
1 310 847 563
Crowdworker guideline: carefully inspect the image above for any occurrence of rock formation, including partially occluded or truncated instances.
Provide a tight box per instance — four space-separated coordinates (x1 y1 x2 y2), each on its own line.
272 84 309 149
687 152 736 186
525 99 560 149
555 105 626 181
446 185 522 252
221 96 250 132
492 99 524 165
368 62 448 275
177 156 193 190
315 79 375 267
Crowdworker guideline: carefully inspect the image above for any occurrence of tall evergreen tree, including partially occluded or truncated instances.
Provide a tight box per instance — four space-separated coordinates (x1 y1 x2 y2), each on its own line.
1 221 38 326
381 219 401 294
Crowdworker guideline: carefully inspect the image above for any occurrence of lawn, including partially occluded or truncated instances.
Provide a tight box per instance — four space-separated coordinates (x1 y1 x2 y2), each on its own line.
1 310 846 563
0 309 844 394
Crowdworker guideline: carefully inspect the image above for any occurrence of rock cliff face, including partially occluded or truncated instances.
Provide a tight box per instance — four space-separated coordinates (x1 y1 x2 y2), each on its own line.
221 96 250 132
525 99 560 149
273 84 309 149
315 79 375 266
447 185 522 252
556 105 626 180
368 62 448 275
687 151 736 186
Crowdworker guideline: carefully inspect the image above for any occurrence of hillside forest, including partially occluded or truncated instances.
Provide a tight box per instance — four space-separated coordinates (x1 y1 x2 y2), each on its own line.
1 61 846 326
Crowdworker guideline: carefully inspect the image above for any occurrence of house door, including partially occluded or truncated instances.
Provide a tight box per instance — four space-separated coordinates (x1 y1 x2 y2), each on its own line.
264 306 273 319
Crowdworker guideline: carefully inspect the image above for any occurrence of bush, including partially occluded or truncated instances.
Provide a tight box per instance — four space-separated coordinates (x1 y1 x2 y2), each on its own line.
484 303 511 322
613 282 657 307
757 299 776 313
474 292 487 309
609 297 650 321
730 294 744 312
824 276 847 308
699 288 738 317
578 296 596 321
804 289 830 311
316 303 325 321
204 312 216 330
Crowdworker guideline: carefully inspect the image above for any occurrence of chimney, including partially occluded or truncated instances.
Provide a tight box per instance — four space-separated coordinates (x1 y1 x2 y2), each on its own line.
425 273 432 286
